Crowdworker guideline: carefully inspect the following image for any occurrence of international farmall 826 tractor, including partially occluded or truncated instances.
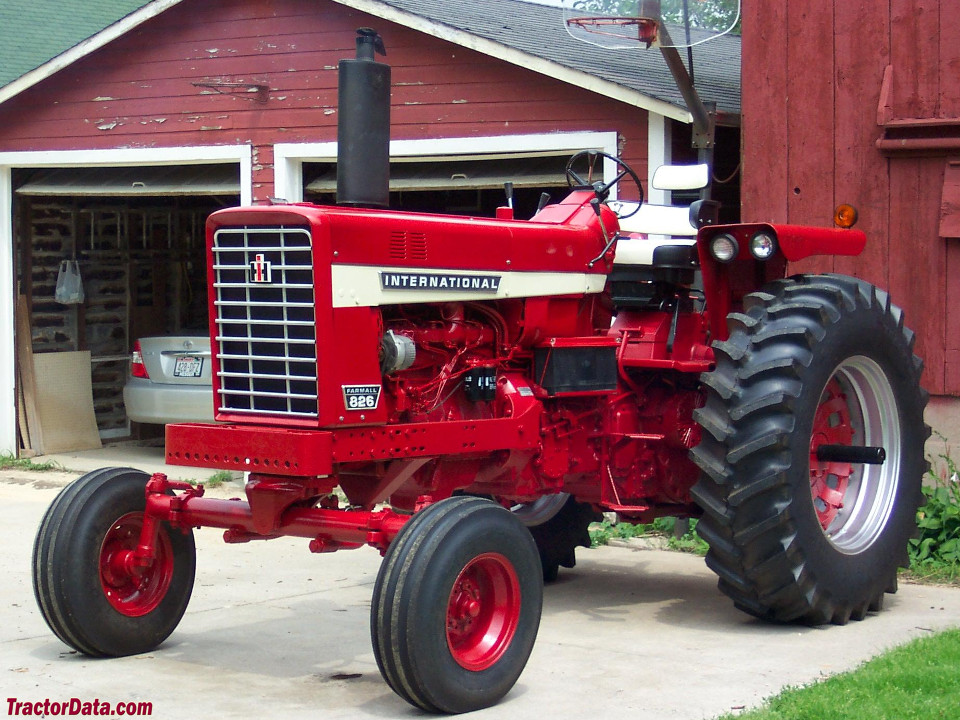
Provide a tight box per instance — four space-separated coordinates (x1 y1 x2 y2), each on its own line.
32 3 927 714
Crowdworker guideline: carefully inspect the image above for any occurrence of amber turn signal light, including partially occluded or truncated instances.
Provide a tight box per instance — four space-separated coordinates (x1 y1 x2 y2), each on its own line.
834 204 859 229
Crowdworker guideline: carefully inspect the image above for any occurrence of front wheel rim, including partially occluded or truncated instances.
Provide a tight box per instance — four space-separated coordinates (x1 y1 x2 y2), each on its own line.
99 512 174 616
446 552 521 671
808 356 902 554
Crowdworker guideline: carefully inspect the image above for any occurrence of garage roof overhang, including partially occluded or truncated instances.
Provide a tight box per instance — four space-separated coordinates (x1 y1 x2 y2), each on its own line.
0 0 184 106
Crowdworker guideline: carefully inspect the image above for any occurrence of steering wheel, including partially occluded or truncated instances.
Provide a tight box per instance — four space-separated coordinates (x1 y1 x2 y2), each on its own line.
564 149 644 219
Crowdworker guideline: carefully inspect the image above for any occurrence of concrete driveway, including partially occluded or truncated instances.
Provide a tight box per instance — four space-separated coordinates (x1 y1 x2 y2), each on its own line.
3 457 960 719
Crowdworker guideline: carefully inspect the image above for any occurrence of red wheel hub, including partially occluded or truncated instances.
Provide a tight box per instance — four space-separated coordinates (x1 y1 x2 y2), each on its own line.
99 512 173 617
809 379 855 530
446 552 521 671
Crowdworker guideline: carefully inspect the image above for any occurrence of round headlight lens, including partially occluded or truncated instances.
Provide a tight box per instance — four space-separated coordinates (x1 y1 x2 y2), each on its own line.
749 231 778 260
709 233 739 263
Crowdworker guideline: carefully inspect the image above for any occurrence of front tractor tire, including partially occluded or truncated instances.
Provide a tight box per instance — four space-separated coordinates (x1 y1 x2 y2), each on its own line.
691 275 927 625
371 496 543 714
32 467 196 656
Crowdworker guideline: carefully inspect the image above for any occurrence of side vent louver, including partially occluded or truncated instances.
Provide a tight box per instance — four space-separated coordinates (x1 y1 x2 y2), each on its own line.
388 230 428 261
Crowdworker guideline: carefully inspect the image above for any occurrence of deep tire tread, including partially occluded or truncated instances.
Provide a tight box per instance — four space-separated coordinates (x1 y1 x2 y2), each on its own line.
691 274 927 625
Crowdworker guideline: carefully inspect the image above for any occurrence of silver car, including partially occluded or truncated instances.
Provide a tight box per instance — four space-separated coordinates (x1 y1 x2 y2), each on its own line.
123 336 215 424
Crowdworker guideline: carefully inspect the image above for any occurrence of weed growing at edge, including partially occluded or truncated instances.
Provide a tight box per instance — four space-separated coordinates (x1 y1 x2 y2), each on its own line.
590 516 708 555
907 442 960 583
183 470 238 489
206 470 237 488
0 452 65 472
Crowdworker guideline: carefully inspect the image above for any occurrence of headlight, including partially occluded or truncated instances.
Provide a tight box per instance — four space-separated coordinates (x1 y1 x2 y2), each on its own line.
749 231 778 260
709 233 739 263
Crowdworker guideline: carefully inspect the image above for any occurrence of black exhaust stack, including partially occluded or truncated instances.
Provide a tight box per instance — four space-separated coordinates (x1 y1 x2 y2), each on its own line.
337 28 390 208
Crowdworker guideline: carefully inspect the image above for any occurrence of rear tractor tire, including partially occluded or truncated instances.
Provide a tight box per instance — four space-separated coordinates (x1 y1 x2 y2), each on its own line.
514 493 599 582
32 467 196 656
371 496 543 713
691 275 927 625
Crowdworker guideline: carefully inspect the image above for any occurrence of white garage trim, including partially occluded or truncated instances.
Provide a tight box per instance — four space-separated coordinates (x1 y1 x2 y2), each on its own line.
274 131 621 203
0 145 252 454
647 113 672 206
0 145 252 201
0 166 14 455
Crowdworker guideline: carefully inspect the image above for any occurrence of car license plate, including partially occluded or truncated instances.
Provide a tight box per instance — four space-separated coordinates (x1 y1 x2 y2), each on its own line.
173 355 203 378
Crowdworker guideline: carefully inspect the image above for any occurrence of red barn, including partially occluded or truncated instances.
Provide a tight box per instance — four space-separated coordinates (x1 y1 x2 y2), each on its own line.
741 0 960 453
0 0 741 453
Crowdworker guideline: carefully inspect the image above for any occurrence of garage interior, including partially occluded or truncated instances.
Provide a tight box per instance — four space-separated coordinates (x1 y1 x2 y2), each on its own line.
13 163 240 443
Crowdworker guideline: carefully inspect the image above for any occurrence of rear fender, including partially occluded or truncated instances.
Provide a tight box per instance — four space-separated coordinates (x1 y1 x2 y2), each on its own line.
697 223 867 341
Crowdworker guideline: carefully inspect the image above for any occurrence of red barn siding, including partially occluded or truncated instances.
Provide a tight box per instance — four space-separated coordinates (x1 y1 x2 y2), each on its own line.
740 1 787 222
742 0 960 395
0 0 649 201
832 0 891 288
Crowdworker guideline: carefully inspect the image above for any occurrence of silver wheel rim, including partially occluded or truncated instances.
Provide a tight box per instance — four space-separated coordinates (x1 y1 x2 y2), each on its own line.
810 356 902 554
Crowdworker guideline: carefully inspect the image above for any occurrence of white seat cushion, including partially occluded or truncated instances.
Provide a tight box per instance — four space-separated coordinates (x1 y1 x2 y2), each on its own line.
610 202 698 267
613 234 697 266
615 203 697 237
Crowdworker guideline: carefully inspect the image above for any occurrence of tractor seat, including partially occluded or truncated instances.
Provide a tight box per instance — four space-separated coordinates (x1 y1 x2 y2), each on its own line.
606 162 714 270
603 161 717 311
606 204 702 309
611 203 698 268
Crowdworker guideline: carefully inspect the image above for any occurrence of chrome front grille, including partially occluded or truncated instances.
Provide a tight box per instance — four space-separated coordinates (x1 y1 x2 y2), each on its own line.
212 227 318 418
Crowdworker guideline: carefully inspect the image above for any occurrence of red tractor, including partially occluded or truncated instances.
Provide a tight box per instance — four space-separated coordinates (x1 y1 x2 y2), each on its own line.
32 10 926 715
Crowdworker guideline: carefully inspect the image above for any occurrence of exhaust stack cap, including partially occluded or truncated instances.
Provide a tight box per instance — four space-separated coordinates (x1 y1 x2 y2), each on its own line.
356 27 387 60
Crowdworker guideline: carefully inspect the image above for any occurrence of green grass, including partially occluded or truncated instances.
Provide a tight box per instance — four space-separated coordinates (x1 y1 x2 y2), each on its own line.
205 470 236 488
714 628 960 720
0 452 65 472
589 516 708 555
902 563 960 586
184 470 237 489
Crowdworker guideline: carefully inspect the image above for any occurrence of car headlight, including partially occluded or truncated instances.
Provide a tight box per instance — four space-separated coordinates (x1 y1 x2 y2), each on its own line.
749 231 778 260
709 233 739 263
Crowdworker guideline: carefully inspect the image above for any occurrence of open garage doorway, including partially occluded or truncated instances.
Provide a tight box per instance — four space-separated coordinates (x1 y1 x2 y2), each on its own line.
13 163 240 440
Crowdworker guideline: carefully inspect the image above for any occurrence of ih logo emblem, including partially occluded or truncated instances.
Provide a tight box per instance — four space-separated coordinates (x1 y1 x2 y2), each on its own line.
250 253 273 284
